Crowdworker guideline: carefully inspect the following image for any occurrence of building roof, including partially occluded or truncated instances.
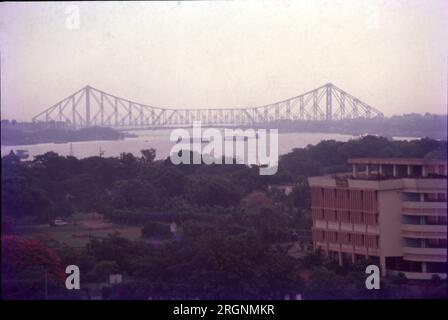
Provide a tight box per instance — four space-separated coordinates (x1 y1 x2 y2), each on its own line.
348 158 446 166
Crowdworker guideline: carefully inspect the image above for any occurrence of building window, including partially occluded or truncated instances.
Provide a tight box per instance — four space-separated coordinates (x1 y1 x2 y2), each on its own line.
312 230 325 242
366 213 378 225
312 208 324 220
353 234 364 247
399 261 422 273
425 216 447 225
328 251 339 261
341 252 352 265
366 235 379 248
425 193 438 202
338 232 351 245
426 262 447 273
367 255 380 266
425 239 447 248
385 257 403 270
401 192 420 202
350 212 363 224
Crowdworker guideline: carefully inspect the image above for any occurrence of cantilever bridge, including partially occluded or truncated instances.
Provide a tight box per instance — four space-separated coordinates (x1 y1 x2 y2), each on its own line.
32 83 384 129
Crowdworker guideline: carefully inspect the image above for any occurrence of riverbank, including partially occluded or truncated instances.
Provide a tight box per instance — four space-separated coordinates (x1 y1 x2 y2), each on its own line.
1 126 128 146
1 131 355 160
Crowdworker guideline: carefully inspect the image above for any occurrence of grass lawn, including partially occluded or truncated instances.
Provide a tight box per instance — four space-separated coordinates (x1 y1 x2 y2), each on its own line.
15 219 143 248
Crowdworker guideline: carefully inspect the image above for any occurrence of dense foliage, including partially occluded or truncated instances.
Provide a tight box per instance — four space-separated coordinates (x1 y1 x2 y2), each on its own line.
1 136 447 299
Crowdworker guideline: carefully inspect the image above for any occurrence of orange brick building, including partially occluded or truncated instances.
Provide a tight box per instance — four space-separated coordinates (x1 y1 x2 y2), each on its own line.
309 158 447 280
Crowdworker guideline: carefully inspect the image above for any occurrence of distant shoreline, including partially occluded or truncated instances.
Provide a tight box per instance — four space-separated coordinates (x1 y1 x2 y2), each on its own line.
1 126 134 146
1 113 446 146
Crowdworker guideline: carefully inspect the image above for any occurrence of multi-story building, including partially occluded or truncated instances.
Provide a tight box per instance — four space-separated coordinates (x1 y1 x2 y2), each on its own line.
308 158 447 280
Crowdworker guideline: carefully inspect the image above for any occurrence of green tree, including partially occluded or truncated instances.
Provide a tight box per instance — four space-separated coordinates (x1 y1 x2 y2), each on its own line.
140 148 156 164
110 179 158 209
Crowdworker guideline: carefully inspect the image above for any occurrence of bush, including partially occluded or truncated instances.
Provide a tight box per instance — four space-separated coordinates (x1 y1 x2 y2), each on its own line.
86 261 119 283
141 222 172 239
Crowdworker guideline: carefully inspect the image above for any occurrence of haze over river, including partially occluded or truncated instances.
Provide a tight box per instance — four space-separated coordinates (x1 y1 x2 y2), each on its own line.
1 130 415 161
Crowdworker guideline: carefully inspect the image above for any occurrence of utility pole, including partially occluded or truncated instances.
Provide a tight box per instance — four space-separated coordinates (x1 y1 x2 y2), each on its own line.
99 145 105 157
0 49 2 119
44 270 48 300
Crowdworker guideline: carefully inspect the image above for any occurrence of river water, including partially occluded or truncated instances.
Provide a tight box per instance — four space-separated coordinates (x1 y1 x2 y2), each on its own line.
1 129 414 161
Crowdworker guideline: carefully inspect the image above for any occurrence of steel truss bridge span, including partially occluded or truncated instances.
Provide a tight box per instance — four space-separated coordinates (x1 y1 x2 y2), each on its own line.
32 83 384 129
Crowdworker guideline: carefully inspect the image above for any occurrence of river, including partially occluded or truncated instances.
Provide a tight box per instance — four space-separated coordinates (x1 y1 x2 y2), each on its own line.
1 130 415 161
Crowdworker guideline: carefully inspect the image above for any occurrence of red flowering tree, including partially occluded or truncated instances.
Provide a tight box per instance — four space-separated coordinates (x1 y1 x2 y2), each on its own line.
1 235 65 299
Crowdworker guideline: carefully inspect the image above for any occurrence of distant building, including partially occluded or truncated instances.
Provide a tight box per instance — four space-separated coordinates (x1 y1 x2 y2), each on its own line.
308 158 447 280
51 218 69 226
109 274 122 285
170 222 178 234
1 120 69 132
268 184 294 196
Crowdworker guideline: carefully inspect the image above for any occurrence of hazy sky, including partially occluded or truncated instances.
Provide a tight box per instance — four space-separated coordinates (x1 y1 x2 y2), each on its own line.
1 0 447 121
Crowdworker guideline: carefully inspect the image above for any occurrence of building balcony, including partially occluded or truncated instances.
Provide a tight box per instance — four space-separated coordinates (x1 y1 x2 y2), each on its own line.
402 229 447 239
402 201 447 209
314 241 327 250
401 224 447 238
388 270 447 280
402 247 447 262
402 201 447 216
402 178 447 191
354 246 370 254
402 246 447 255
328 221 339 230
313 220 379 234
313 241 379 256
314 220 327 229
308 175 403 190
311 175 447 191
